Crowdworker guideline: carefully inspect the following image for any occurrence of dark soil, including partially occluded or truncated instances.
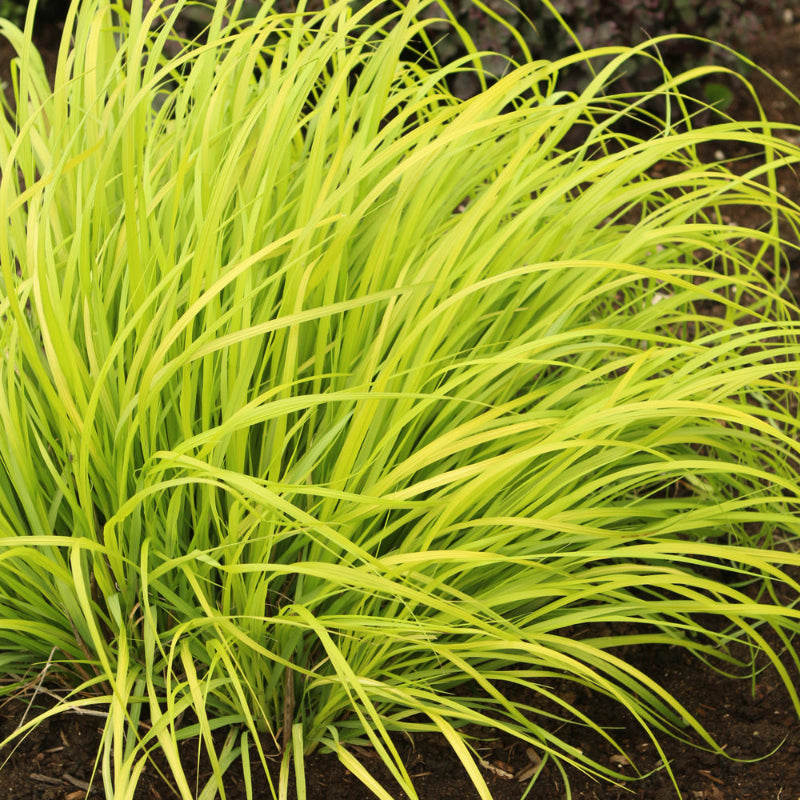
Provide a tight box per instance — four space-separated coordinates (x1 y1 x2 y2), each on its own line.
2 629 799 800
1 9 800 800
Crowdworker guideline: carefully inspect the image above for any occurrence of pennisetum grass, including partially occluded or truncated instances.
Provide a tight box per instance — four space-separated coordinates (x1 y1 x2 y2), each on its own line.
1 1 800 797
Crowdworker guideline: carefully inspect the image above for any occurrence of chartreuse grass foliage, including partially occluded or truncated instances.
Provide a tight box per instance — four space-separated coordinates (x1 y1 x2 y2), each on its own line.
1 0 800 797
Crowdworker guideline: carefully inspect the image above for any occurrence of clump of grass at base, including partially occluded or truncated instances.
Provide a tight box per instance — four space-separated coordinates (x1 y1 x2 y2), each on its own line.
2 1 800 798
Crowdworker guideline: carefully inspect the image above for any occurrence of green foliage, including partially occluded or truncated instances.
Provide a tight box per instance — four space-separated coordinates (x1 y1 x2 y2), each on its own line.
515 0 782 99
256 0 782 97
0 0 25 26
1 1 800 799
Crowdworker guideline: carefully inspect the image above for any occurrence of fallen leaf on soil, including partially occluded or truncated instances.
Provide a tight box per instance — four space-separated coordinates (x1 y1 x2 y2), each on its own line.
516 747 544 782
478 758 514 779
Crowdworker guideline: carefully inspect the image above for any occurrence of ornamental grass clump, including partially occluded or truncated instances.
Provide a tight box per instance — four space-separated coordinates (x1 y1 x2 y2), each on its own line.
2 1 800 798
